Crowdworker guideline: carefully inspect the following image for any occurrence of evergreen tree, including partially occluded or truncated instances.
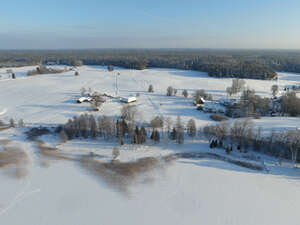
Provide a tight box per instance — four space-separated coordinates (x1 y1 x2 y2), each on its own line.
9 118 15 128
140 126 147 144
153 130 160 143
148 84 154 93
182 89 188 98
177 129 184 144
135 126 140 144
170 128 177 140
89 115 97 138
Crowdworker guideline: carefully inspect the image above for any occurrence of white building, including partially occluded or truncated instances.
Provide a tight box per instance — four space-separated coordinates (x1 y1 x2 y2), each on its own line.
121 96 137 103
77 97 92 103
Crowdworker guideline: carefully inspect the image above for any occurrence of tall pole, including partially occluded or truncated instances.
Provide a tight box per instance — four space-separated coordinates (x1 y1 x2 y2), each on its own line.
115 72 119 97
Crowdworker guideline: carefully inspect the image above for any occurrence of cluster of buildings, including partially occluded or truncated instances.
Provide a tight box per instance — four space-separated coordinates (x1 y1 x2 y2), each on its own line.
77 94 137 104
194 97 229 114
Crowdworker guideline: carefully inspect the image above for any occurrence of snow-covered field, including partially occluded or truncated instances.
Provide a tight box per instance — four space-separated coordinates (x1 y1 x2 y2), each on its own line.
1 65 300 225
1 65 300 126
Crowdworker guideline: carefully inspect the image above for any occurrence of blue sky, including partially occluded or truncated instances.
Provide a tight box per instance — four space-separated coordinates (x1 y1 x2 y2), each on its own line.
0 0 300 49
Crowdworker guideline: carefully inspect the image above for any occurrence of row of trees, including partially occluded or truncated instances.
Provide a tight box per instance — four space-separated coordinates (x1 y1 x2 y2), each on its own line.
27 66 65 76
0 118 24 128
166 86 178 96
4 49 298 80
280 92 300 117
59 111 300 166
203 119 300 166
60 106 197 146
148 85 187 98
224 79 300 118
226 79 246 96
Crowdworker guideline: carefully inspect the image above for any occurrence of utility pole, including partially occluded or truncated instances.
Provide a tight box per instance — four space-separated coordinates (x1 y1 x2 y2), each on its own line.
115 72 120 97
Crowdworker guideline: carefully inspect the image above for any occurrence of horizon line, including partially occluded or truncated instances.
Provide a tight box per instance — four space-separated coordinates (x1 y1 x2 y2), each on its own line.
1 48 300 51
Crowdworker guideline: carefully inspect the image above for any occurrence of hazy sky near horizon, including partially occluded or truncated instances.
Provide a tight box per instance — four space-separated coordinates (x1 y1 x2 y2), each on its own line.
0 0 300 49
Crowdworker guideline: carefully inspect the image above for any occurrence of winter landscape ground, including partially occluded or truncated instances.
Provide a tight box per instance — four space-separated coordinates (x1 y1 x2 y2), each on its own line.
1 65 300 225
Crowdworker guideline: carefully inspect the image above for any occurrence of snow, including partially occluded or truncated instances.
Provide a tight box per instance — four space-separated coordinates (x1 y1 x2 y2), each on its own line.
0 65 299 127
1 145 300 225
253 117 300 134
0 109 6 116
1 65 300 225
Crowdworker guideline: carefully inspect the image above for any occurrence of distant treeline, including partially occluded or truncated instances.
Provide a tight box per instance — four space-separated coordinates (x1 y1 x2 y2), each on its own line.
1 49 300 79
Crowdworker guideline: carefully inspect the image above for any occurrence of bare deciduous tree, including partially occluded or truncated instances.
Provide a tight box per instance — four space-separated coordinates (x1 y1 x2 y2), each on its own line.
108 65 114 71
215 121 229 143
91 92 103 111
89 115 97 138
18 119 24 128
112 147 120 160
194 89 212 103
71 60 83 67
150 116 164 130
226 79 246 96
230 118 253 150
182 89 188 98
271 84 279 97
174 89 177 96
60 130 68 143
166 86 174 96
203 125 216 142
99 116 115 140
80 87 87 96
226 87 234 96
9 118 15 128
187 119 196 137
285 130 300 167
121 105 138 122
165 117 172 134
176 116 184 144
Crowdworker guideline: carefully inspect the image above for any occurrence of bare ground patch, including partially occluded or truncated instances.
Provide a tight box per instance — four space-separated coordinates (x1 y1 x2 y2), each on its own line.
36 140 175 194
0 139 12 146
80 156 173 194
0 146 30 178
37 140 76 162
0 126 11 132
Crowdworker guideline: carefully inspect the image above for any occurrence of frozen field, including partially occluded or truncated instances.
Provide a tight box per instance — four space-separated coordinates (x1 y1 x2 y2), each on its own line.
1 66 300 225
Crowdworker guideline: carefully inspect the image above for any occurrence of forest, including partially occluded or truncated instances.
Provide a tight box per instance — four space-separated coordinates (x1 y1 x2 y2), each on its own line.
1 49 300 79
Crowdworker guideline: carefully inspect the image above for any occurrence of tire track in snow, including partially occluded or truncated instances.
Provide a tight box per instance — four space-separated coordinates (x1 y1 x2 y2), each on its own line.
0 140 41 218
131 74 162 117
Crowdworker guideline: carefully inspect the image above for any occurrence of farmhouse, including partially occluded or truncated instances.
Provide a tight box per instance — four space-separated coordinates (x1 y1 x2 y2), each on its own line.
219 98 237 106
203 101 226 113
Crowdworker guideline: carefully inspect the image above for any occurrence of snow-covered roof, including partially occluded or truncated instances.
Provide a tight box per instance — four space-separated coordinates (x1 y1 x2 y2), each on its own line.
121 96 137 103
